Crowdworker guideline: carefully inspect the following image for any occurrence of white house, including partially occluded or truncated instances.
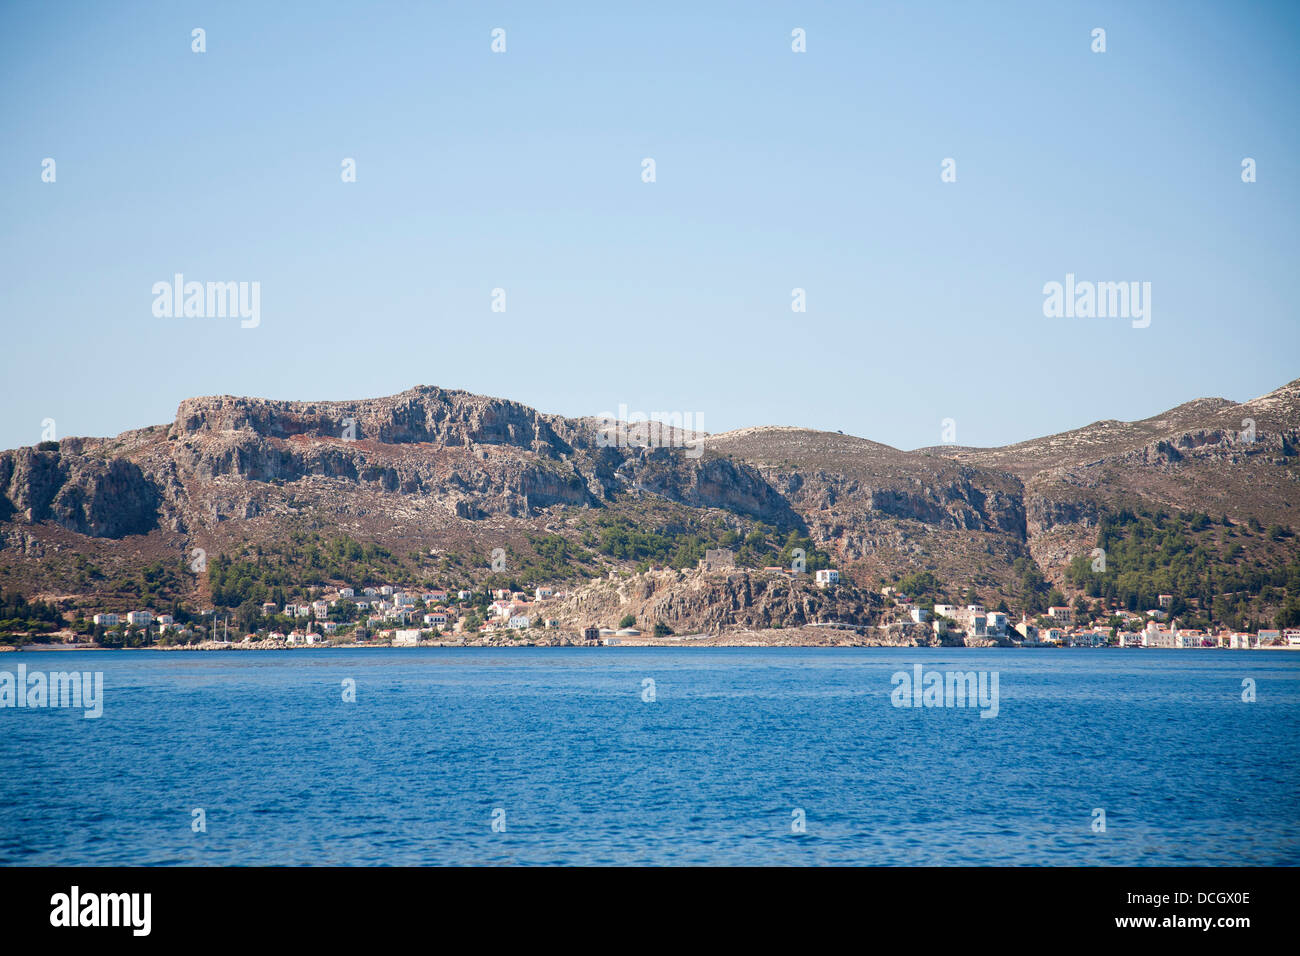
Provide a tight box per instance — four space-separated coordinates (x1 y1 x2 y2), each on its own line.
815 569 840 588
507 615 531 630
93 613 119 626
127 610 153 626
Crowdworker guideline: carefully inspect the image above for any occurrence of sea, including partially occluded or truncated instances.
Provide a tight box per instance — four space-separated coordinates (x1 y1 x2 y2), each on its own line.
2 647 1297 865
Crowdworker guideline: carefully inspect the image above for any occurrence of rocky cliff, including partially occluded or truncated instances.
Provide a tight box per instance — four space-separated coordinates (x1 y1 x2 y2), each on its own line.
0 378 1296 623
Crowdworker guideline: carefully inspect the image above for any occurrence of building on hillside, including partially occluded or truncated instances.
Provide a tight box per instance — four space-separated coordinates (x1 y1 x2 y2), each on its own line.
1158 594 1173 609
93 613 119 626
127 610 154 626
815 569 840 588
1047 606 1072 624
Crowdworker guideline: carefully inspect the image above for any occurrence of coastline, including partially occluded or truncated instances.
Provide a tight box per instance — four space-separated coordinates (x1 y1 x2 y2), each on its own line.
8 630 1297 651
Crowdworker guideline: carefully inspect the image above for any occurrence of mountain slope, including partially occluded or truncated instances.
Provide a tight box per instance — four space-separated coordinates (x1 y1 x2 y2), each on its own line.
1 378 1296 632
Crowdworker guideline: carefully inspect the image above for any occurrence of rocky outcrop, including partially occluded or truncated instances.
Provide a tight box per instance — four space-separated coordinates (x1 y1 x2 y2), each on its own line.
0 447 158 538
554 567 881 633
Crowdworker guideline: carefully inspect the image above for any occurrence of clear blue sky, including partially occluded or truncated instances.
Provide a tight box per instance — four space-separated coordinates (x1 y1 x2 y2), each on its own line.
2 0 1297 452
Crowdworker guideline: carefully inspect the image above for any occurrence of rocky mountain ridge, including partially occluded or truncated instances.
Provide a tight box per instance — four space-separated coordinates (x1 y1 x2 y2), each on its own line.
1 378 1297 630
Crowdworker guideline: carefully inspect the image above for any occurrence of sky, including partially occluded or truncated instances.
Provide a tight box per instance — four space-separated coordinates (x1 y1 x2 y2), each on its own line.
1 0 1297 453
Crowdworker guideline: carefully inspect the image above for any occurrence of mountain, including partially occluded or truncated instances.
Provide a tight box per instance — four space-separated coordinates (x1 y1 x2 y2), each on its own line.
1 378 1297 634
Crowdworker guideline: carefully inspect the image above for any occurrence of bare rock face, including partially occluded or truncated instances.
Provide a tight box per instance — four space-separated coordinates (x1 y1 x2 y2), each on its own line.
172 386 581 454
0 378 1297 613
0 447 158 538
555 567 882 633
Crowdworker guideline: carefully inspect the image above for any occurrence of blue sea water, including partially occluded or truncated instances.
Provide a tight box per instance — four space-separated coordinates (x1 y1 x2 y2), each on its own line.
1 647 1297 866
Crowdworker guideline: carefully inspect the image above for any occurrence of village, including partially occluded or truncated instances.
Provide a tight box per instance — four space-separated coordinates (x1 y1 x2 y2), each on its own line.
87 582 580 648
888 590 1300 650
73 546 1300 650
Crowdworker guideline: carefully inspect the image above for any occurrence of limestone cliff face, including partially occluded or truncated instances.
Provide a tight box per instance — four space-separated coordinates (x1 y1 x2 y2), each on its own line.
0 447 158 538
172 386 580 455
149 389 802 529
